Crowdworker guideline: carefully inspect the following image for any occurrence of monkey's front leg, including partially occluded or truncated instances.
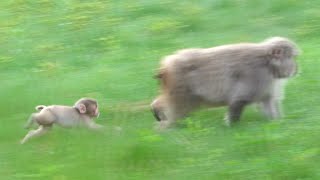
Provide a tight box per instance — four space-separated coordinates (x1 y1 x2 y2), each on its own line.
155 120 174 130
260 98 282 119
84 119 104 130
155 106 183 130
90 123 104 129
225 100 249 126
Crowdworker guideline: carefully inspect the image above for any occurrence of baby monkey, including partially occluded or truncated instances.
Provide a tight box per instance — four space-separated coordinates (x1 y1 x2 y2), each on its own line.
21 98 103 144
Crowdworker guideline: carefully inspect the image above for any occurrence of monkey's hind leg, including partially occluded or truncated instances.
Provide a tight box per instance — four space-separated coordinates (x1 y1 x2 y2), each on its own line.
20 126 51 144
24 113 37 129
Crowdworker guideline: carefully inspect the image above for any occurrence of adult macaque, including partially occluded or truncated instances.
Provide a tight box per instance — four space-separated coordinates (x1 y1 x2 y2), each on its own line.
151 37 300 128
21 98 103 144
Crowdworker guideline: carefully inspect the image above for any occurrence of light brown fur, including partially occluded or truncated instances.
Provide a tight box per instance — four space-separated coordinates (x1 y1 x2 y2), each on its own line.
21 98 103 144
151 37 300 128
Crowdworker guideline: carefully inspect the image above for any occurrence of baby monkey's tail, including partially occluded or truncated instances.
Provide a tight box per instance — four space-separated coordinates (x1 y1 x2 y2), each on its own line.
35 105 47 111
24 105 46 129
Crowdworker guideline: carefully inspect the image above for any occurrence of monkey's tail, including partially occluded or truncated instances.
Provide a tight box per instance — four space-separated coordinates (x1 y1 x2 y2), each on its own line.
35 105 47 111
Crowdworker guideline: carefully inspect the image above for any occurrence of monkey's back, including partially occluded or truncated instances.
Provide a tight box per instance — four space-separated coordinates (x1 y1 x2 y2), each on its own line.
160 43 272 105
41 105 82 127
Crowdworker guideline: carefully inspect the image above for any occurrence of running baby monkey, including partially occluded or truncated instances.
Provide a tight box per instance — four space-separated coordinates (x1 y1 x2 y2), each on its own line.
21 98 103 144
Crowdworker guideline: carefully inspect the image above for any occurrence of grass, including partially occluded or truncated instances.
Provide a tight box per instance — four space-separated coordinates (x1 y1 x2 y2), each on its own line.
1 0 320 179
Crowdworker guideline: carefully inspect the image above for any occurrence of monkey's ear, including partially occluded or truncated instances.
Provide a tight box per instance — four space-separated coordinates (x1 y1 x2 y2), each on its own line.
76 104 86 114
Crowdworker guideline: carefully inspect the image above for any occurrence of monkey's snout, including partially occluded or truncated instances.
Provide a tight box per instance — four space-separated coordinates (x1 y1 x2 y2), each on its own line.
151 108 162 121
151 98 166 121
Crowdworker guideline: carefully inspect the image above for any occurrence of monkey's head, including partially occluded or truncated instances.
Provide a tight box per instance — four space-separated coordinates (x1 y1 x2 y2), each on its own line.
151 96 167 122
264 37 300 78
74 98 100 117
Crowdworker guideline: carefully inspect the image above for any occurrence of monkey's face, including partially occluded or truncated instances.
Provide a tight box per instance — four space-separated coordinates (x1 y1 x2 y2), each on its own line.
270 56 298 78
284 57 298 77
88 104 100 117
151 97 167 121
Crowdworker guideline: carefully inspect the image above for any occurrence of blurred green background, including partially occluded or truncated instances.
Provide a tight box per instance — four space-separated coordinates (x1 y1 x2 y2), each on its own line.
0 0 319 179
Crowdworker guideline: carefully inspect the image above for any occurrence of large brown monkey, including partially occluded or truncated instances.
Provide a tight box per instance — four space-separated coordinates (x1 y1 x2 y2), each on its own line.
151 37 300 128
21 98 103 144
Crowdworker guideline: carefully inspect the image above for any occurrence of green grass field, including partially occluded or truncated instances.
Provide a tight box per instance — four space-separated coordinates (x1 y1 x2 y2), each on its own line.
1 0 319 179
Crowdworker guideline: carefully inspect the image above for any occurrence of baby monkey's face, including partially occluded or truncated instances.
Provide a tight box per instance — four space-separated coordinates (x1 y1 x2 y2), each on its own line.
92 104 100 117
